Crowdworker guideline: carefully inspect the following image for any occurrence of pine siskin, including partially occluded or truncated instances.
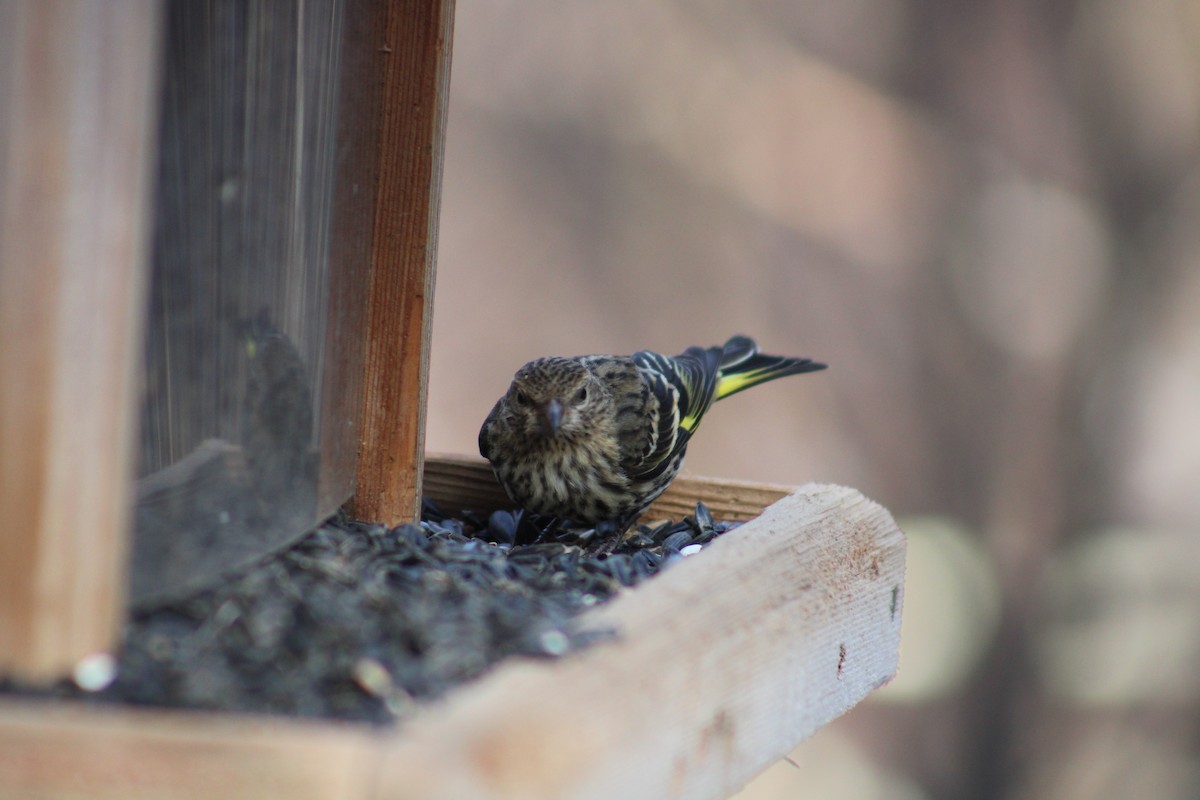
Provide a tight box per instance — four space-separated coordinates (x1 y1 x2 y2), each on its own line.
478 336 826 545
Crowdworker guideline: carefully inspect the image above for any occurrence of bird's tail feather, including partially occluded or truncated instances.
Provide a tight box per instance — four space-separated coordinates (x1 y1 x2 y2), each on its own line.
714 336 826 401
715 334 758 369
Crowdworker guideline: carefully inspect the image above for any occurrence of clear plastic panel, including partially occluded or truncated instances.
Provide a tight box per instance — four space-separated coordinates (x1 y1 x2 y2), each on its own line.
132 0 363 603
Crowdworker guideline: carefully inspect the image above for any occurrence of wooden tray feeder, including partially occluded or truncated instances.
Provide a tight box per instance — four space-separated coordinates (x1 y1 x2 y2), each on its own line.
0 2 905 798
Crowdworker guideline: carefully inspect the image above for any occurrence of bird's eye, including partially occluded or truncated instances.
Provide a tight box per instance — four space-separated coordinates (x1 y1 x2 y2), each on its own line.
574 386 588 404
515 390 531 406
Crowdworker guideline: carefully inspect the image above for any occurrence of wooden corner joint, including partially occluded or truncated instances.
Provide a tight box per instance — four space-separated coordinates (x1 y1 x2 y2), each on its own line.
0 482 904 800
365 481 906 800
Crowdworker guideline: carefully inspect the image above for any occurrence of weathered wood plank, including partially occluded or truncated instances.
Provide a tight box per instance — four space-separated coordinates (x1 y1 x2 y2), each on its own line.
0 703 378 800
317 0 391 516
349 0 456 526
0 0 162 679
369 483 905 800
0 483 904 800
423 452 793 522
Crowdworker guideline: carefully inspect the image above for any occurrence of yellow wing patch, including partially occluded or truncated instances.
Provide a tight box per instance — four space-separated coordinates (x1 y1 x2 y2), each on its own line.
715 369 765 402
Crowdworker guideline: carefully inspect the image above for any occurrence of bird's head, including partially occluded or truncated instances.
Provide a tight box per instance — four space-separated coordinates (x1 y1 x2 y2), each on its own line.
507 357 597 438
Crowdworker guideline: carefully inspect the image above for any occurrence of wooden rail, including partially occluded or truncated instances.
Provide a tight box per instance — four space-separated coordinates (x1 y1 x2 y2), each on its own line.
349 0 456 526
0 0 162 680
423 453 794 523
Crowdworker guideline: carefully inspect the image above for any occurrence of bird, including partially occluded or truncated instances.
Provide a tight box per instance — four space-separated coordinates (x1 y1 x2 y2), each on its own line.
478 336 826 549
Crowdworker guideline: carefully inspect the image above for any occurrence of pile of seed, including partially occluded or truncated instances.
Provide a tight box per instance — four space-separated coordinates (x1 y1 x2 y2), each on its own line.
1 502 736 724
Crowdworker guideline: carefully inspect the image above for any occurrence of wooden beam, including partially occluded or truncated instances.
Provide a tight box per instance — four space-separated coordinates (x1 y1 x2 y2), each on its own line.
369 483 905 800
318 0 390 516
0 483 905 799
0 702 379 800
0 0 161 679
422 453 794 523
350 0 456 525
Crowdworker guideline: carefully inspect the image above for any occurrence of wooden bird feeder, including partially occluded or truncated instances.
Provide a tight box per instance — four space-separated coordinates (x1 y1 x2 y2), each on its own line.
0 2 905 798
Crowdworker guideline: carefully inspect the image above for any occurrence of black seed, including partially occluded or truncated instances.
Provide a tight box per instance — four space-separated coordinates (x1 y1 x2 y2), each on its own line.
421 495 448 522
662 530 693 551
632 549 661 576
487 510 519 545
1 501 739 725
624 533 655 550
645 520 675 544
604 554 636 586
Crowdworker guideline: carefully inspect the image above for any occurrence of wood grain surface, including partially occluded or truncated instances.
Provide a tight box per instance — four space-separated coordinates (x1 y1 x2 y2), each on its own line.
349 0 456 526
422 453 794 523
0 0 161 679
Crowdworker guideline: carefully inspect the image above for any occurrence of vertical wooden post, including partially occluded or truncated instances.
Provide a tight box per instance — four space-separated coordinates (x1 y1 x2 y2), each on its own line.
350 0 455 525
0 1 162 679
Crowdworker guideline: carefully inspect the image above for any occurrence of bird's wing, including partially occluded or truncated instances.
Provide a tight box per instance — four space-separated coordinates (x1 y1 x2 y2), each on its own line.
623 346 722 480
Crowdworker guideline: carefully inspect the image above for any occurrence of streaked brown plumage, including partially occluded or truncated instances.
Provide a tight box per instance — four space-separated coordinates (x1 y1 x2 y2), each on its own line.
478 336 826 541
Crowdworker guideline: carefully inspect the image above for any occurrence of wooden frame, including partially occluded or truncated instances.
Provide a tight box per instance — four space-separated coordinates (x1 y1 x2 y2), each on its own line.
0 0 162 680
0 467 905 799
424 453 795 523
350 0 456 526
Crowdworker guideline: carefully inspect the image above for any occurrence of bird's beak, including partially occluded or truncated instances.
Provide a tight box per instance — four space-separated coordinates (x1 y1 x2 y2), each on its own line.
540 398 563 434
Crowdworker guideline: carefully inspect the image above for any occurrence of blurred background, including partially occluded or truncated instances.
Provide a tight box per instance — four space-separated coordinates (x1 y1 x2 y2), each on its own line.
425 1 1200 798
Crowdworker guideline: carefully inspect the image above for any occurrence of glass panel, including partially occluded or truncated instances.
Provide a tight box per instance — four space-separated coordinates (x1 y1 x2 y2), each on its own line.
132 0 361 603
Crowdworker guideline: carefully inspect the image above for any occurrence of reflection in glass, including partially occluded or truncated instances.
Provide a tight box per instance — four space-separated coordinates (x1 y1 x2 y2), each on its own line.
133 1 345 602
